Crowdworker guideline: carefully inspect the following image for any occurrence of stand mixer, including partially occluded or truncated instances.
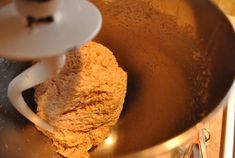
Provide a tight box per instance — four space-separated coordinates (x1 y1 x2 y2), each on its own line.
1 0 235 158
0 0 102 132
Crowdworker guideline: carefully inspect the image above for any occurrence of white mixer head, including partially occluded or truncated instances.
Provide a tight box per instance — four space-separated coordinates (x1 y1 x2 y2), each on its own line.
0 0 102 60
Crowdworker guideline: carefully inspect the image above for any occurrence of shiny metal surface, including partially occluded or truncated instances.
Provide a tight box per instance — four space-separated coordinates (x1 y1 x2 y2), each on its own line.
0 0 235 158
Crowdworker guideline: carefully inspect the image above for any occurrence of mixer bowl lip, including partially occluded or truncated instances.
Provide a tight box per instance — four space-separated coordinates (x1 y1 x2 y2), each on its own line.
120 78 235 158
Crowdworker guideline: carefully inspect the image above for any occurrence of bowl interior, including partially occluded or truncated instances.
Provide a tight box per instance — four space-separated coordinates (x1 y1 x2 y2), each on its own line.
0 0 235 158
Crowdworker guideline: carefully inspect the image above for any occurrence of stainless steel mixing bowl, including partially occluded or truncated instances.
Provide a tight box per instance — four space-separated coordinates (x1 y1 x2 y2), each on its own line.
0 0 235 157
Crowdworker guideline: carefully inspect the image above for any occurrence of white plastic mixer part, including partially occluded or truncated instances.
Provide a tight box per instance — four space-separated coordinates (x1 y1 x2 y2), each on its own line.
0 0 102 60
14 0 62 19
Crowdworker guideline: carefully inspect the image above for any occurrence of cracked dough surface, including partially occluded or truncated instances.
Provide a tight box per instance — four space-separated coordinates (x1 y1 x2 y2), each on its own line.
34 41 127 158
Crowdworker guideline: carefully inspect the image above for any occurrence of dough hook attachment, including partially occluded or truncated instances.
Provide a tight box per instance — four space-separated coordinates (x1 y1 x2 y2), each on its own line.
0 0 102 132
8 55 65 132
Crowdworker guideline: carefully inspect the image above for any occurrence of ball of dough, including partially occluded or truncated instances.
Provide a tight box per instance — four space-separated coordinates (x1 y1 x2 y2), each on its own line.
35 41 127 158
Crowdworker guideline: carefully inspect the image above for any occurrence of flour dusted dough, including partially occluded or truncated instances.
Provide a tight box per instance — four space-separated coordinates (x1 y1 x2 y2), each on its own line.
34 41 127 158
